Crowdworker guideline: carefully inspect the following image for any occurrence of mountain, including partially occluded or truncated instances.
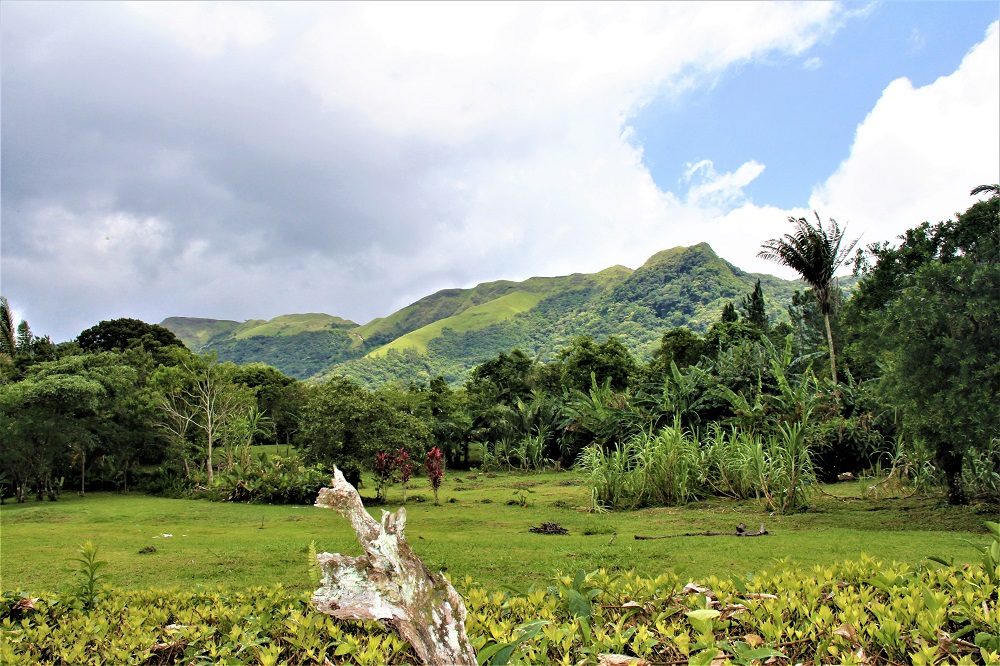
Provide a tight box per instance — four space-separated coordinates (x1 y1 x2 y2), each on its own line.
161 244 804 384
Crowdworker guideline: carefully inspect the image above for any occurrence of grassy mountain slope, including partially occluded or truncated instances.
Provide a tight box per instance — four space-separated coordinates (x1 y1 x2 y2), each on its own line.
160 317 242 350
163 244 808 385
232 313 357 339
162 314 363 379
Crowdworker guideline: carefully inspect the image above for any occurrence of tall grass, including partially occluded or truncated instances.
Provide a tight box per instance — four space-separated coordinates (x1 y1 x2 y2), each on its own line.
701 424 765 500
581 419 816 513
578 421 701 510
760 421 815 513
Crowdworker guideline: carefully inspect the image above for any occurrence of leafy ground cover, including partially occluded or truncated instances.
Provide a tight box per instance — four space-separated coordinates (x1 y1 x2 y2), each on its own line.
1 472 991 595
3 556 998 664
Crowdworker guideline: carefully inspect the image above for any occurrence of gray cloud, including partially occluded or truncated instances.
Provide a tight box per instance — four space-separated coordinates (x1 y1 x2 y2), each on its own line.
7 1 924 342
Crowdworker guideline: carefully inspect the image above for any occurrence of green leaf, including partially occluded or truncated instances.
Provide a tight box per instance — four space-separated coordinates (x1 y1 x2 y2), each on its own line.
565 589 592 620
686 609 721 623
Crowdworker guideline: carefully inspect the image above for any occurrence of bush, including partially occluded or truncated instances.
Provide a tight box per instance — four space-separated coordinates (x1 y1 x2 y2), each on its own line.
205 451 331 505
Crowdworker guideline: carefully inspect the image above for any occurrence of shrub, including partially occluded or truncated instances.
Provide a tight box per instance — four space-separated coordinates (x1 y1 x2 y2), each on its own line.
425 447 445 505
206 451 331 505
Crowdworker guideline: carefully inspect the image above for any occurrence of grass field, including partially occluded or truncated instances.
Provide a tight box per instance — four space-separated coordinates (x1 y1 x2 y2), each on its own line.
1 471 992 595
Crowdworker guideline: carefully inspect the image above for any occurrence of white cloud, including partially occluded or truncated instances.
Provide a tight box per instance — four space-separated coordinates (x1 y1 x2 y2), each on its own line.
809 21 999 248
701 21 1000 281
683 160 766 210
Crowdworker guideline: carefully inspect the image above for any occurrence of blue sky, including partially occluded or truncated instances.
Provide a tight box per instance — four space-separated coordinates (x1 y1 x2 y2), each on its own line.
633 2 1000 208
2 2 998 341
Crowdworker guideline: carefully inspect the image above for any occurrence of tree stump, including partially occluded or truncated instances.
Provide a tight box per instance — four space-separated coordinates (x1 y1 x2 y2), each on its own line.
312 468 477 665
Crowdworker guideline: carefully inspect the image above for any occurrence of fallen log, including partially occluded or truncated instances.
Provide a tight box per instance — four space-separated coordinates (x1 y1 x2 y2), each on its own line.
635 523 768 540
312 468 477 665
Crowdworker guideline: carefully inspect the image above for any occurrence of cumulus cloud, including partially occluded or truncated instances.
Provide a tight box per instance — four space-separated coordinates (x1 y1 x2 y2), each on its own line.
809 21 999 250
700 21 1000 280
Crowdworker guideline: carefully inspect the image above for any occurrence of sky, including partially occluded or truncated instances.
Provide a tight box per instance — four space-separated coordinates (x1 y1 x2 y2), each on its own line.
2 1 998 342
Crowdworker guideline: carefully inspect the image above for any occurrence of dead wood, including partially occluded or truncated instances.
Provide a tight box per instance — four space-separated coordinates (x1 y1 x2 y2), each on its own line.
312 468 477 665
529 522 569 534
634 523 768 540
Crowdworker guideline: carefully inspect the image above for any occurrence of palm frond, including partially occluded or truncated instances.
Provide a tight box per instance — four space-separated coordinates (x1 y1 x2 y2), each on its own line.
970 184 1000 197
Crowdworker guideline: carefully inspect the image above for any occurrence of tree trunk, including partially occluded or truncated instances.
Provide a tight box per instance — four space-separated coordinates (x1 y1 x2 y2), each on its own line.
823 311 838 386
938 446 967 505
206 432 214 485
312 469 477 665
80 450 86 497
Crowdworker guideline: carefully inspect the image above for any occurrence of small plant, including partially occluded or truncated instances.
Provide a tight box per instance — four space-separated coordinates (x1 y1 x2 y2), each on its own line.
395 448 413 504
425 447 445 505
982 521 1000 586
307 540 322 586
373 451 395 503
71 541 106 610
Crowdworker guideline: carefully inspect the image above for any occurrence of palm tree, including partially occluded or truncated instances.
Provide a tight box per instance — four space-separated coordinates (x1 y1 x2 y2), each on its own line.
759 213 858 385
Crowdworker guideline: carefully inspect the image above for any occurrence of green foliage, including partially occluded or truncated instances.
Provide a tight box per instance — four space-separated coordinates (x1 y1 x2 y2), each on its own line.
0 352 146 502
579 423 702 510
581 416 815 513
206 450 330 504
165 244 803 385
297 377 432 474
740 278 768 331
847 194 1000 504
70 541 106 610
77 318 184 359
557 335 637 392
5 554 997 664
648 327 706 375
211 329 361 380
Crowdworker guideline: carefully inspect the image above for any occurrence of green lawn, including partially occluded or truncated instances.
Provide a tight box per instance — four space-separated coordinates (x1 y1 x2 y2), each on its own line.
1 471 991 595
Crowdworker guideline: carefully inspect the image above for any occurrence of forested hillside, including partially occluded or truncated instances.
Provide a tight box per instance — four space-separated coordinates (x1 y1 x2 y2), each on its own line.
162 243 804 383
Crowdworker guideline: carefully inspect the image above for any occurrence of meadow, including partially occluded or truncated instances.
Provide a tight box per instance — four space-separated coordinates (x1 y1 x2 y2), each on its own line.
1 470 991 595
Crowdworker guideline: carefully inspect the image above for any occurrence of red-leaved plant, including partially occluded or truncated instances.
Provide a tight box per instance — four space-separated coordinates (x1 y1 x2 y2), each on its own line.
424 447 444 505
395 448 413 504
373 451 394 502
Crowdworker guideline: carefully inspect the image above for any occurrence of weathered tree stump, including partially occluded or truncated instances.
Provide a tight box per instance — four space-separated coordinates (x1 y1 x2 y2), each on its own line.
312 468 477 665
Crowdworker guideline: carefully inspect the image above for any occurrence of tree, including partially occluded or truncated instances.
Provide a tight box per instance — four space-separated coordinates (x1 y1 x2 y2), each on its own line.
78 318 185 368
557 335 637 392
740 279 768 331
0 353 137 501
759 213 858 384
0 297 15 364
850 193 999 504
231 363 301 447
153 357 254 485
298 377 431 476
719 301 738 324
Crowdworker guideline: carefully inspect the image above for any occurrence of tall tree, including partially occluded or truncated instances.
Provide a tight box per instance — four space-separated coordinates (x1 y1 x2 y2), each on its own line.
740 279 768 331
759 213 858 384
0 297 15 362
153 357 253 485
848 192 999 504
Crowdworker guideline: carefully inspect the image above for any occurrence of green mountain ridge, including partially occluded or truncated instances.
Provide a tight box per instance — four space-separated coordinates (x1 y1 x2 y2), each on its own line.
161 244 806 384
